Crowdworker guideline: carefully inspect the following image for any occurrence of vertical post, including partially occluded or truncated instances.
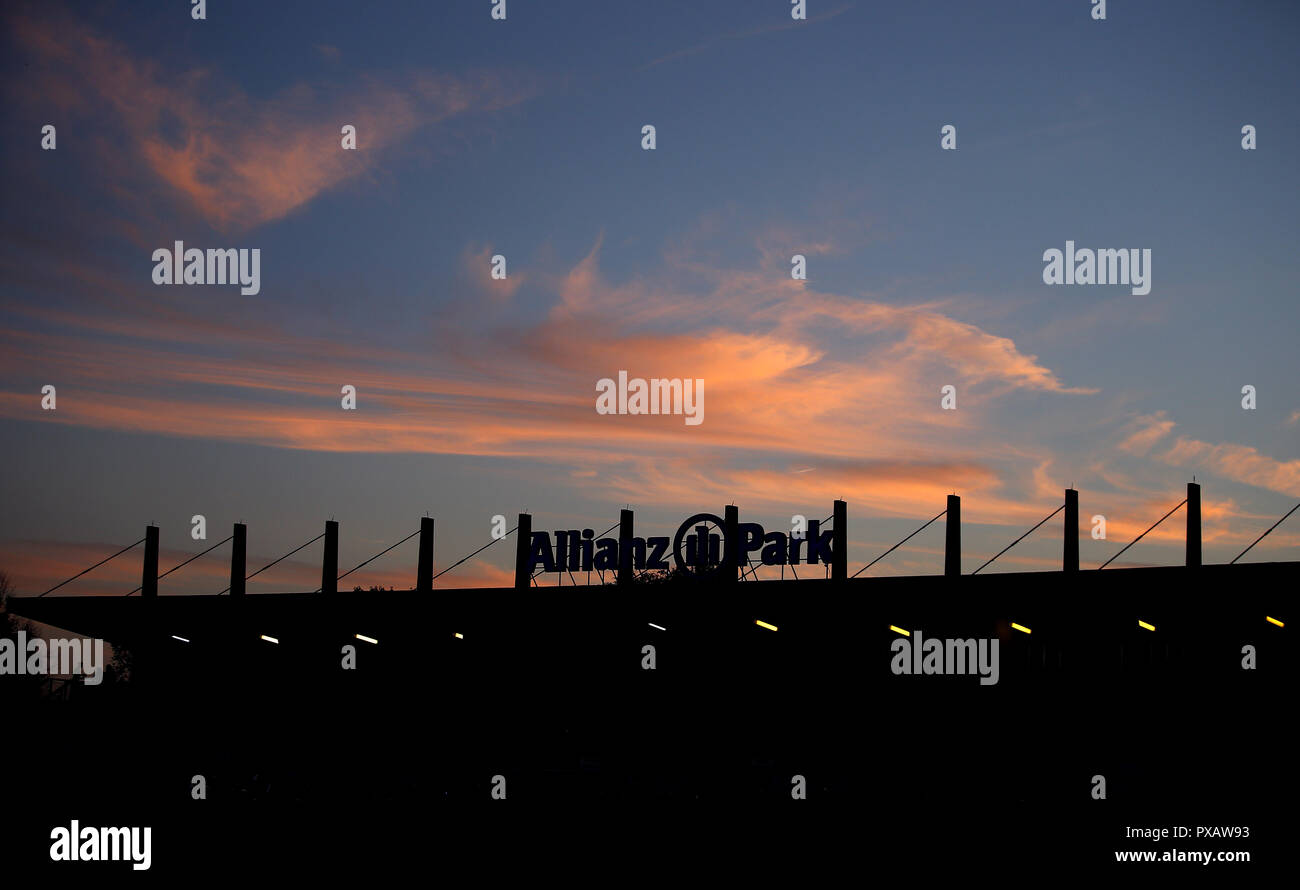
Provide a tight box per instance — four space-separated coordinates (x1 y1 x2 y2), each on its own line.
141 525 159 599
514 512 532 590
321 520 339 595
945 495 961 578
138 525 160 695
1186 482 1201 568
832 499 847 582
618 508 634 586
724 505 740 582
1064 488 1079 573
230 523 246 597
416 517 434 593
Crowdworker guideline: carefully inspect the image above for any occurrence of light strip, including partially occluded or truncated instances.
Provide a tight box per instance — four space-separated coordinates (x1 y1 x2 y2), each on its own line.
171 635 190 643
889 625 910 637
260 634 279 644
1010 622 1032 635
356 634 378 644
1137 620 1155 632
1266 616 1284 628
648 623 666 631
755 620 778 632
454 632 464 639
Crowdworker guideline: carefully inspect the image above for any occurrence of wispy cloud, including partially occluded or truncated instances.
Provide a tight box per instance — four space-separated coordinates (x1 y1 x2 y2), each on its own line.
1118 411 1176 455
0 219 1104 527
1113 411 1300 498
9 13 539 231
1160 438 1300 498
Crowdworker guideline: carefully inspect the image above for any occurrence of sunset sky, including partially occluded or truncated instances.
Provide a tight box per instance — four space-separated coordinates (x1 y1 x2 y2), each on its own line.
2 0 1298 596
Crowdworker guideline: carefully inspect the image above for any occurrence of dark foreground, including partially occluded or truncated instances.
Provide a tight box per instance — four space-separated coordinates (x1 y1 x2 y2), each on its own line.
2 562 1294 876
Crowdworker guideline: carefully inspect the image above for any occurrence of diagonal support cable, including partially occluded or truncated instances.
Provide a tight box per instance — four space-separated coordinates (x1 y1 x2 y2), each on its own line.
40 538 145 597
126 534 234 596
1098 499 1186 570
433 526 518 581
1230 502 1300 564
972 503 1065 575
852 509 946 579
220 532 326 595
325 528 421 591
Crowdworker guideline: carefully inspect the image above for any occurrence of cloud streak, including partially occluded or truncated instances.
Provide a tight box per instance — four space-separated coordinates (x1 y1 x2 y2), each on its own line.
9 13 538 231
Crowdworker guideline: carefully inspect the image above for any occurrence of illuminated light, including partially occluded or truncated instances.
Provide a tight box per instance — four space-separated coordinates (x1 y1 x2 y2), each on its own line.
889 625 910 637
356 634 378 644
1137 620 1155 632
454 632 464 639
648 623 666 631
1010 623 1032 635
755 620 778 632
171 635 190 643
1266 616 1284 628
260 635 279 644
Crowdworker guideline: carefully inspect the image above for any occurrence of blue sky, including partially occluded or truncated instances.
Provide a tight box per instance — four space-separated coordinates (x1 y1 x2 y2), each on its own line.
1 0 1297 594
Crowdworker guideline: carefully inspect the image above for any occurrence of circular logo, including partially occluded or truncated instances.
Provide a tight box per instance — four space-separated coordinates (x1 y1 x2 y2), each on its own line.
672 512 729 578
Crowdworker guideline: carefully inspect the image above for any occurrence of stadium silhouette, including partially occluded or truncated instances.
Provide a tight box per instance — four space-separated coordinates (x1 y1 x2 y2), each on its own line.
4 484 1294 870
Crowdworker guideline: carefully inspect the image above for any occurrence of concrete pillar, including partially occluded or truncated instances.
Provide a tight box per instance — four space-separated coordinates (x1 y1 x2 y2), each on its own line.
416 517 434 593
945 495 961 578
1064 488 1079 573
230 523 246 597
514 512 532 590
724 504 740 582
1186 482 1201 568
321 520 339 595
832 499 847 581
141 525 159 598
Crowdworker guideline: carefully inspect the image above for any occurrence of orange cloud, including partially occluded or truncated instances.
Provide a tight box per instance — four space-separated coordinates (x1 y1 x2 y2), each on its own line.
1118 412 1176 455
0 218 1112 553
1160 438 1300 497
10 14 538 231
0 222 1094 469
